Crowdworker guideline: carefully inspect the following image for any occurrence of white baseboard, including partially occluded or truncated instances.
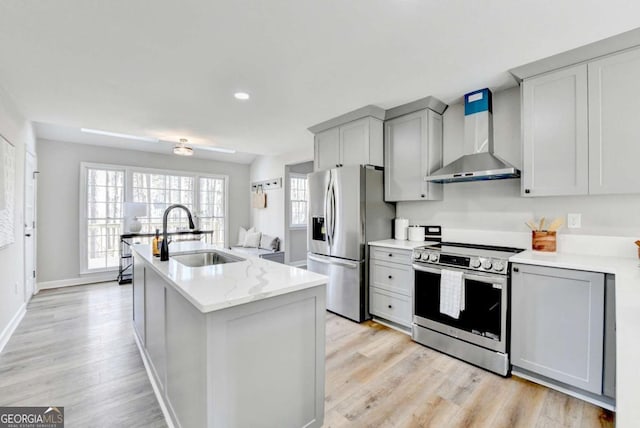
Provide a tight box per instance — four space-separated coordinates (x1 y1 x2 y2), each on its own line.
36 272 117 292
0 303 26 353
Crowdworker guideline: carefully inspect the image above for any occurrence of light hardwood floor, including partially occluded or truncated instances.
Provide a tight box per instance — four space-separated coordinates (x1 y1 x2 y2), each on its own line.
0 283 614 427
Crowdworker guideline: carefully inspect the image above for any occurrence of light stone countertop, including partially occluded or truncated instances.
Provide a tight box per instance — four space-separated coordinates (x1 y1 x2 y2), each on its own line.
510 250 640 426
368 239 440 250
131 241 327 314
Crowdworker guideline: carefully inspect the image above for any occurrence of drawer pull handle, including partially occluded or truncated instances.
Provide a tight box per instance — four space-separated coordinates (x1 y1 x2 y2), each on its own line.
388 275 393 279
388 304 392 309
388 253 393 257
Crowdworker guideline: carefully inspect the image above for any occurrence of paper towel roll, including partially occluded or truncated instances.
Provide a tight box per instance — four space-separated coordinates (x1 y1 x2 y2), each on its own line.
394 218 409 240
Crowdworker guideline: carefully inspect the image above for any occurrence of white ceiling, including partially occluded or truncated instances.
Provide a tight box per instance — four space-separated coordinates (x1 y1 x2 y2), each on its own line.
1 1 639 163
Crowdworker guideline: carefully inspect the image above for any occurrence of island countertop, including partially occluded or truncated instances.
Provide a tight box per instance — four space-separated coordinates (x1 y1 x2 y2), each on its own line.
131 241 327 313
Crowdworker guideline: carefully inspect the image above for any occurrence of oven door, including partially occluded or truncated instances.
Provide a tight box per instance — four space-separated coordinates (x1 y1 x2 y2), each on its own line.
413 263 507 353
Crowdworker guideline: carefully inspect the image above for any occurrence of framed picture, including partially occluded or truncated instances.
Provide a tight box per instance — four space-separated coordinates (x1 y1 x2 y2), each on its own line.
0 134 15 248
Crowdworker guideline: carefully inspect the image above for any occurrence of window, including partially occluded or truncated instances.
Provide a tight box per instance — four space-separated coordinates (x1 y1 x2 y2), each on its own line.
83 166 125 271
290 174 308 227
199 177 226 245
81 163 228 274
132 172 195 234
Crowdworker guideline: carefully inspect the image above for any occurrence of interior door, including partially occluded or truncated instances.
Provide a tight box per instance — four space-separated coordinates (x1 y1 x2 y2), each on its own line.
24 151 37 298
331 166 363 261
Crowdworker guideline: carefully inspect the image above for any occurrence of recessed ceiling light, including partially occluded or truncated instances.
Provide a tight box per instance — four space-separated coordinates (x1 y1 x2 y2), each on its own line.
80 128 159 143
234 92 250 100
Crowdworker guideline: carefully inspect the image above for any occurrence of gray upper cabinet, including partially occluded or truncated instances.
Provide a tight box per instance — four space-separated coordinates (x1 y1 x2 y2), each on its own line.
511 263 605 394
522 64 589 196
310 106 385 171
588 47 640 194
314 128 340 171
521 46 640 196
384 109 443 201
313 117 383 171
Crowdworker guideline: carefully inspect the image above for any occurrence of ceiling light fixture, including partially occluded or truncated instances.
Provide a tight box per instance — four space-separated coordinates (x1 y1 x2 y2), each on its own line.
173 138 194 156
80 128 159 143
234 92 250 100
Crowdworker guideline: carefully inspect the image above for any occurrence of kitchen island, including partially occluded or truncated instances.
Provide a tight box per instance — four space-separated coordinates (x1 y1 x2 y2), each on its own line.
130 241 327 428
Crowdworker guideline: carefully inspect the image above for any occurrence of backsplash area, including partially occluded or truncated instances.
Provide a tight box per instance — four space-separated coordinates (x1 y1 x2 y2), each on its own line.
397 87 640 239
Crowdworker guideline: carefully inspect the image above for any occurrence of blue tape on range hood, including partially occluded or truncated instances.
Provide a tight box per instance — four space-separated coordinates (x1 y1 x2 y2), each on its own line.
464 88 492 115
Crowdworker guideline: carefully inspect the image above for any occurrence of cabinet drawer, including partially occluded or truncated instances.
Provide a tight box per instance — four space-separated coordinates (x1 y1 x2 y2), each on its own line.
370 287 411 327
370 247 413 265
370 260 412 296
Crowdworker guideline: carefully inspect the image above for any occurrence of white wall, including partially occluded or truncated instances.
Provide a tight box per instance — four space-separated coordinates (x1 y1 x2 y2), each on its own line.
36 139 250 283
248 148 313 255
0 85 35 341
397 87 640 238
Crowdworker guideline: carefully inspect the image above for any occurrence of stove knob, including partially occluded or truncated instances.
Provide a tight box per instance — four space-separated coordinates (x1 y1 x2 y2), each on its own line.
482 260 493 270
429 253 438 262
413 252 422 261
470 259 481 268
493 261 505 272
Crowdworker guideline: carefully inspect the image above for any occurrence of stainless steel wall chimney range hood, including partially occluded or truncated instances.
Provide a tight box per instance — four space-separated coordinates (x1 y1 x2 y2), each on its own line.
425 88 520 183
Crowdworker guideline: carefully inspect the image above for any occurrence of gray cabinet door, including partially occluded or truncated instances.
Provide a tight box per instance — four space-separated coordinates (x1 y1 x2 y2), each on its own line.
132 253 145 343
314 128 340 171
511 263 605 394
339 117 370 167
588 47 640 195
145 268 167 391
384 110 442 201
522 64 589 196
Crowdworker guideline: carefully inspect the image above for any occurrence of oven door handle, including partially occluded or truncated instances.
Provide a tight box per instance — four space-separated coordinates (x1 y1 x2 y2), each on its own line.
412 263 507 286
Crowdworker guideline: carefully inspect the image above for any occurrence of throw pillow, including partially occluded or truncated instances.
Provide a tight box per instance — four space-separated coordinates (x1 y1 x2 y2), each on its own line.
236 227 255 246
244 231 262 248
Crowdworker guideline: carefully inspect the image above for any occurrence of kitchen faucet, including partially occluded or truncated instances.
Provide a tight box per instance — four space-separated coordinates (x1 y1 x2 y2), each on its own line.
160 204 196 261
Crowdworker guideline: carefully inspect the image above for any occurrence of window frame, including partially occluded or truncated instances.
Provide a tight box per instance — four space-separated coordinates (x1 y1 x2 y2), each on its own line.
79 162 229 275
289 172 309 229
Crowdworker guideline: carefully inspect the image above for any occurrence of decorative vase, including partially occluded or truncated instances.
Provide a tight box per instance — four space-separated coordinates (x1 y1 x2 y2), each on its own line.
130 217 142 233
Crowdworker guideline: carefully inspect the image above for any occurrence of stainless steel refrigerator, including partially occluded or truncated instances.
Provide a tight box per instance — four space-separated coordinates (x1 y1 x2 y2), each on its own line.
307 165 395 322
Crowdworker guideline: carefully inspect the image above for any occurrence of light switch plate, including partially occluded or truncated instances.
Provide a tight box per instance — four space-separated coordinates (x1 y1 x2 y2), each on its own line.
567 213 581 229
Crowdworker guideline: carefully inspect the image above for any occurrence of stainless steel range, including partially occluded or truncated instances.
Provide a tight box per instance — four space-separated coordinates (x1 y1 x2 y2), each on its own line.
411 242 524 376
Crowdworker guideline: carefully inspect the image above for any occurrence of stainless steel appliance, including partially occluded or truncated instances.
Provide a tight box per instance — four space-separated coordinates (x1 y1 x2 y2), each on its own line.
425 88 520 183
307 165 395 322
412 242 524 376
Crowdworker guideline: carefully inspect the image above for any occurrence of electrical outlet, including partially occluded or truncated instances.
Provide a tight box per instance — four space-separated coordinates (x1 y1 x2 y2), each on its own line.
567 213 581 229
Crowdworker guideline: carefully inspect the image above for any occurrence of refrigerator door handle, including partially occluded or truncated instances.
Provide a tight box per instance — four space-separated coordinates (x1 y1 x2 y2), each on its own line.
330 181 337 242
325 174 332 247
308 253 359 269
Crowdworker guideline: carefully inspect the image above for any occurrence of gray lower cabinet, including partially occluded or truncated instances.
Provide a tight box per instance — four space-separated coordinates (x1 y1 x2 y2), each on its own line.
369 246 414 328
511 263 605 394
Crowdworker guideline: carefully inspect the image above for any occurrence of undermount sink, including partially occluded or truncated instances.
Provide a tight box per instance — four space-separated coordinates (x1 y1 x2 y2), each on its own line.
171 250 245 267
